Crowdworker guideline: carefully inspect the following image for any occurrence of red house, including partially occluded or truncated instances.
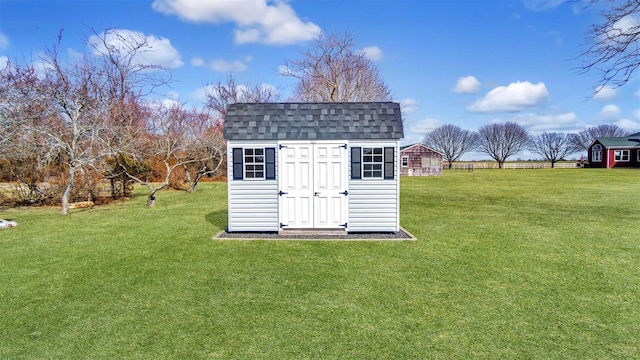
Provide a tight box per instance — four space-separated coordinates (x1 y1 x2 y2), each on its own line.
399 143 443 176
588 132 640 168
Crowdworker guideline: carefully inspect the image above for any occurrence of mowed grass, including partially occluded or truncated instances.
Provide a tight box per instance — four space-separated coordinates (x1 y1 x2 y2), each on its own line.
0 169 638 359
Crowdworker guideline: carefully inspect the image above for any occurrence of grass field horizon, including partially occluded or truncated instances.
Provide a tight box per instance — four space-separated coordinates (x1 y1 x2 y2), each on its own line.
1 169 638 358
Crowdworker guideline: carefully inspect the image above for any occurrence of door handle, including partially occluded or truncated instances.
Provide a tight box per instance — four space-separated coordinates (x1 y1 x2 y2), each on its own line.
314 192 320 196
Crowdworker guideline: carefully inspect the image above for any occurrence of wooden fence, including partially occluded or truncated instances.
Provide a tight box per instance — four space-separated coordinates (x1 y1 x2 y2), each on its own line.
446 162 582 170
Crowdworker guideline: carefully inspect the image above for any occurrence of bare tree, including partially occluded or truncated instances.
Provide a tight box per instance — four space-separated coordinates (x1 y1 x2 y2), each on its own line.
578 0 640 91
122 103 224 206
87 28 171 159
569 124 630 151
204 73 281 121
530 132 580 168
0 62 55 203
280 31 392 102
422 124 477 168
1 29 171 213
36 41 106 215
476 122 530 169
179 108 226 193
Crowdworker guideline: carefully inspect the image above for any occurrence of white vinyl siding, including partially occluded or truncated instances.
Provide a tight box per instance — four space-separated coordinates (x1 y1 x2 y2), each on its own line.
228 180 279 231
227 139 401 233
348 180 399 232
227 141 279 231
348 141 400 232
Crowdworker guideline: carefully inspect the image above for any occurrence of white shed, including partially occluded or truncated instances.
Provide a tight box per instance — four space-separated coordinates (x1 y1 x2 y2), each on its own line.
223 102 404 233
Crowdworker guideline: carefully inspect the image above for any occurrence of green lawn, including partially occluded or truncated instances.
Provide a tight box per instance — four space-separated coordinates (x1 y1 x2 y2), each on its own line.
1 169 638 359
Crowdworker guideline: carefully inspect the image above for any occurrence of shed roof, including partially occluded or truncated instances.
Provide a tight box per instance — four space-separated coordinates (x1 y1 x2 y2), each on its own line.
400 143 444 155
224 102 404 140
595 133 640 149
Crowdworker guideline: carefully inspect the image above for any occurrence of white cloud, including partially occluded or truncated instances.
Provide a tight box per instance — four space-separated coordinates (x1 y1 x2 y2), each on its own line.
467 81 549 113
0 56 8 69
633 108 640 120
409 118 443 136
507 112 580 134
361 46 382 61
188 82 279 105
0 31 8 48
523 0 567 11
151 0 321 45
166 90 181 101
605 15 639 44
454 75 480 94
161 98 180 108
32 59 55 78
598 104 621 120
399 98 418 114
210 58 248 72
615 118 640 132
190 84 213 104
191 57 205 67
88 29 183 69
593 85 617 101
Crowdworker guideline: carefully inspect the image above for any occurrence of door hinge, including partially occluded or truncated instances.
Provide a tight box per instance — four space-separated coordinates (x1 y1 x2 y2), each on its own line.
280 223 289 228
279 144 288 149
278 191 288 196
339 190 348 196
340 223 348 228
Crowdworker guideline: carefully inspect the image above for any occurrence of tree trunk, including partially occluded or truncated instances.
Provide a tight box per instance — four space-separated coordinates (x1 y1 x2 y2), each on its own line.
551 160 556 168
147 194 156 207
110 177 117 199
183 165 197 193
61 166 77 215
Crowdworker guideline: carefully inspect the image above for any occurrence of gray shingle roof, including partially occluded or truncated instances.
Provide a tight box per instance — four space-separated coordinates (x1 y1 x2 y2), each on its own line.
224 102 404 140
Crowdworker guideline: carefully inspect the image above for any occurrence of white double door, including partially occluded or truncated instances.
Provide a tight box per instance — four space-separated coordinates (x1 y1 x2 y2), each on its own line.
279 142 348 229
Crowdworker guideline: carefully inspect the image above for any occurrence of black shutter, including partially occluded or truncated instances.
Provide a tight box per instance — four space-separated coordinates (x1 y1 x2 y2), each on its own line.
265 148 276 180
232 148 243 180
351 147 361 180
384 147 394 180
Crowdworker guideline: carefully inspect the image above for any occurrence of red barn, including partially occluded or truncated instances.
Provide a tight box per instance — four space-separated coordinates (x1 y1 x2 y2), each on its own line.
588 132 640 168
399 143 443 176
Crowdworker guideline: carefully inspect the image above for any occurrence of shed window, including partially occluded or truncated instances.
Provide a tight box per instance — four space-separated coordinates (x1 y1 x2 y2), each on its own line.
637 150 640 162
614 150 630 162
232 147 275 180
351 146 395 180
592 150 602 162
401 156 408 167
363 147 383 178
244 148 265 179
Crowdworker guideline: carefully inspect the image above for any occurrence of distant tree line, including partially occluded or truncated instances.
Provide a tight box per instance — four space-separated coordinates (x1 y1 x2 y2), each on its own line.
422 123 632 169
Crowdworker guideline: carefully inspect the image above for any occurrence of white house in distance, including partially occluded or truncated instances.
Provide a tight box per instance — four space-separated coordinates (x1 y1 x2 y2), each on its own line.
223 102 404 233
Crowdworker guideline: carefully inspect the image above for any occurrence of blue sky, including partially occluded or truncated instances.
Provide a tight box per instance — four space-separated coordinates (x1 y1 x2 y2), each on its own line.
1 0 639 159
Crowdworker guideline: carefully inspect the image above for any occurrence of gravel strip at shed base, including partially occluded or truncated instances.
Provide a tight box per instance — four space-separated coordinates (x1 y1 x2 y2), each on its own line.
214 227 416 241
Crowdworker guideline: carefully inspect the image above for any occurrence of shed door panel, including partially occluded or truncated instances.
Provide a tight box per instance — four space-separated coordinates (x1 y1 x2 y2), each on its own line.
313 144 347 228
279 143 347 229
279 145 313 228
